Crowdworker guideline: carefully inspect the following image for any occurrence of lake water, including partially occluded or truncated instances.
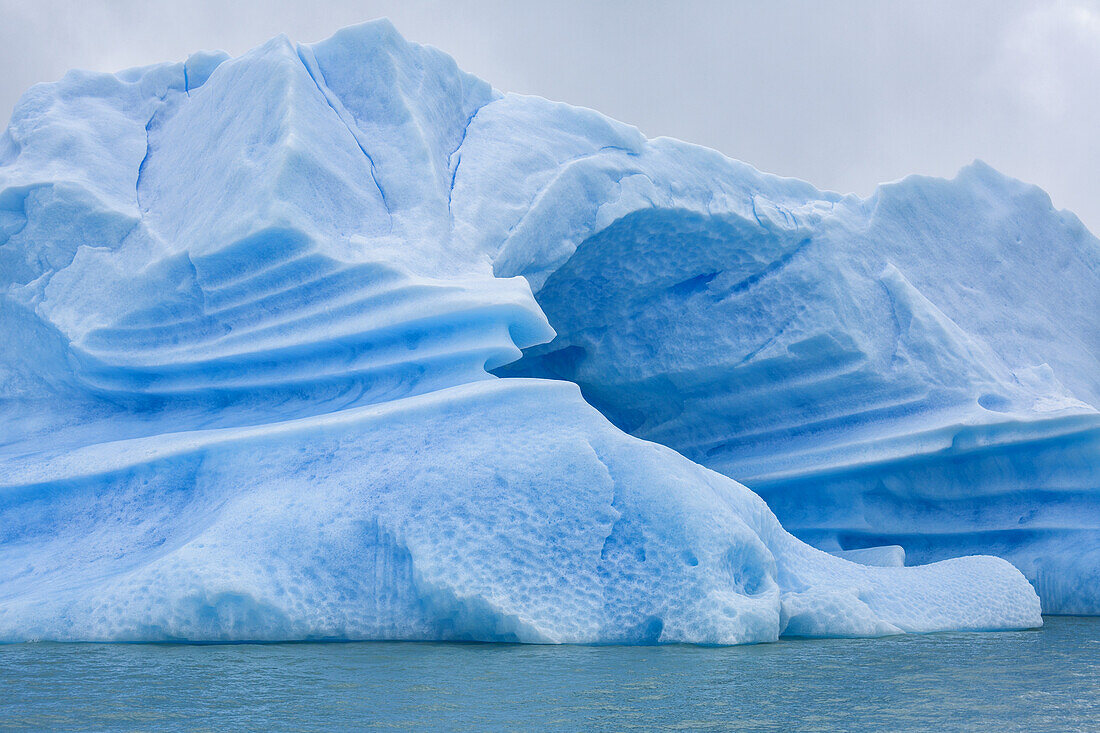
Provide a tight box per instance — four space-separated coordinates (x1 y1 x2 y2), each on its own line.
2 616 1098 731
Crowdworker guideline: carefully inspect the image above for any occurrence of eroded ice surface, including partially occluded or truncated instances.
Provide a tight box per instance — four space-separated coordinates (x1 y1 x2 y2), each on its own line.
0 21 1049 641
0 379 1039 642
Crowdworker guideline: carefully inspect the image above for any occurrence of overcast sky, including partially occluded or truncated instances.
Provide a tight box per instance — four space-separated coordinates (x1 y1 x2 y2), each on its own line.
2 0 1098 232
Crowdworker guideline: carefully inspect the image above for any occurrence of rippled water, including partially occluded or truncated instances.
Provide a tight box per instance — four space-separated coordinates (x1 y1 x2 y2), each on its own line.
2 617 1098 731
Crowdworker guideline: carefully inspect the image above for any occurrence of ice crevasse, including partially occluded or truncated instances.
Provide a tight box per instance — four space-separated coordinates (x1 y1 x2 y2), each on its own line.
0 20 1059 642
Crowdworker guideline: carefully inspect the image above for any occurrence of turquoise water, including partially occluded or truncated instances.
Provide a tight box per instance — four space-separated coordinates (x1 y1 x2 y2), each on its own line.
2 617 1098 731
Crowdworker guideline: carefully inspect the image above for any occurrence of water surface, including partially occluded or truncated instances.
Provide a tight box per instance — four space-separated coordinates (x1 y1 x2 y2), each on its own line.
3 617 1098 731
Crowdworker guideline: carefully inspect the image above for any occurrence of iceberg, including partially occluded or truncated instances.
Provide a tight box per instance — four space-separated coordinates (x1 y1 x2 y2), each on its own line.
0 20 1051 642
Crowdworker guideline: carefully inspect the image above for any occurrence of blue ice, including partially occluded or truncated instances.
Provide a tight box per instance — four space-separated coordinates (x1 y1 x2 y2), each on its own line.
2 20 1081 642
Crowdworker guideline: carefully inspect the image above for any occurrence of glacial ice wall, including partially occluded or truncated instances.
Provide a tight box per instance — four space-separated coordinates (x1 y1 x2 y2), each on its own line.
0 20 1052 641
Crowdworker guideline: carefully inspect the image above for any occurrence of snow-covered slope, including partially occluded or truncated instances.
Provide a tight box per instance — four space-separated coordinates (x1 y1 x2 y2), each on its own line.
0 20 1056 641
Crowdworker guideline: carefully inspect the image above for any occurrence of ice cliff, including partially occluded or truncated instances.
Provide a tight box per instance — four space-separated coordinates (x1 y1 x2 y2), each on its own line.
0 20 1069 641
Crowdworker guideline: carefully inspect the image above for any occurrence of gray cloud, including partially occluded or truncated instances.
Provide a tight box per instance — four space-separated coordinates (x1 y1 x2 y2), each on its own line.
1 0 1097 232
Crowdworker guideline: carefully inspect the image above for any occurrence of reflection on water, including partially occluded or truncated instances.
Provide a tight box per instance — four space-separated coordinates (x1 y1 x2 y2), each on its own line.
2 617 1098 731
